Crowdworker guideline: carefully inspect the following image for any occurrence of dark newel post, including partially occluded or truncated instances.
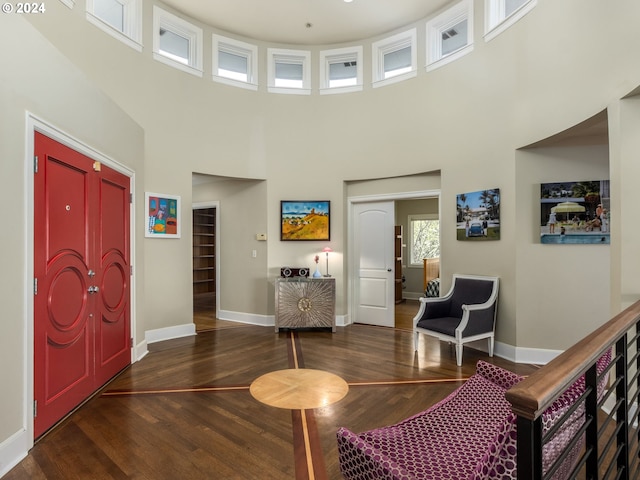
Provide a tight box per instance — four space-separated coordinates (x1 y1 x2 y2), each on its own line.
584 364 599 478
517 415 543 480
616 335 629 478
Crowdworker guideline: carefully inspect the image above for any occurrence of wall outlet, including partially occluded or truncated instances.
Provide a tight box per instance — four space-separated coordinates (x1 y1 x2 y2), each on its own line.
256 233 267 241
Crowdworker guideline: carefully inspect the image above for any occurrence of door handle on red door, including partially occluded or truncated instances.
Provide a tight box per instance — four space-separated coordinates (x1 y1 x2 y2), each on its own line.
88 286 100 294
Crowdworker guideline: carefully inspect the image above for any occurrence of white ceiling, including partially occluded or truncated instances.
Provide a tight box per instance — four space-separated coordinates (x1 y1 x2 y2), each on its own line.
161 0 452 45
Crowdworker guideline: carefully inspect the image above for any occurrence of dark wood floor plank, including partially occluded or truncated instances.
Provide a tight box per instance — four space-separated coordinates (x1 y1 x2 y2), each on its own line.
5 311 538 480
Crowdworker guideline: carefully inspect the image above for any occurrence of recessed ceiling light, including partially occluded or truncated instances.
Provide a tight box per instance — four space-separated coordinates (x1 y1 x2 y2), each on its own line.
344 0 353 3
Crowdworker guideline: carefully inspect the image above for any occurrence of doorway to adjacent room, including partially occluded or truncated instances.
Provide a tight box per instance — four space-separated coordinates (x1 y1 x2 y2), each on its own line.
192 205 218 331
348 189 440 328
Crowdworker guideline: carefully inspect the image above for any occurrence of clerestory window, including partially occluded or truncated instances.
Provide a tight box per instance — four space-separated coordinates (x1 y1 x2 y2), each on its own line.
268 48 311 95
86 0 142 51
426 0 473 72
319 46 363 95
153 6 203 76
212 34 258 90
485 0 537 42
372 29 417 88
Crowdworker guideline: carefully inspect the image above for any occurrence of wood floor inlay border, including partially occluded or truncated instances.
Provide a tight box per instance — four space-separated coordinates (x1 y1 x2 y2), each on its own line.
348 377 470 387
287 331 328 479
101 385 250 396
289 330 305 368
100 377 467 397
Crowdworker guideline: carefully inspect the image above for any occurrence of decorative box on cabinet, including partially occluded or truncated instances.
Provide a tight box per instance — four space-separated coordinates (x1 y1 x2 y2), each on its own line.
275 278 336 332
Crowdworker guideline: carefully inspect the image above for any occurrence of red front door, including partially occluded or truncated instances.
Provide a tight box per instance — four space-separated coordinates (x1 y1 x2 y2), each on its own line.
33 132 131 438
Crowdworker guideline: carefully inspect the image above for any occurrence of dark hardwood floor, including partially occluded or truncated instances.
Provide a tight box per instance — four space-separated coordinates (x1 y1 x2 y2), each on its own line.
6 300 538 480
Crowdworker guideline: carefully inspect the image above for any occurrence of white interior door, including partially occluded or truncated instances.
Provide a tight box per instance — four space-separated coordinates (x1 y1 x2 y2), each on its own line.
353 201 395 327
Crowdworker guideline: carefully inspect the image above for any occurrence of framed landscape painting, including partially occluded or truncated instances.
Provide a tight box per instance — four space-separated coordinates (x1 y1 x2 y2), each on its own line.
281 201 330 241
456 188 500 241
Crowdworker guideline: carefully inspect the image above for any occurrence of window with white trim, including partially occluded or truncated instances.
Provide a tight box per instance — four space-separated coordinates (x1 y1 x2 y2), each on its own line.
153 6 203 77
212 34 258 90
267 48 311 95
319 46 363 95
408 214 440 266
86 0 142 51
485 0 537 41
372 29 417 88
426 0 473 72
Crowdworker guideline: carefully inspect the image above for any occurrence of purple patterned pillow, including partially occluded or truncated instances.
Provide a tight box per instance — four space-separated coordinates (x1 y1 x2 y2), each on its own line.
476 360 525 390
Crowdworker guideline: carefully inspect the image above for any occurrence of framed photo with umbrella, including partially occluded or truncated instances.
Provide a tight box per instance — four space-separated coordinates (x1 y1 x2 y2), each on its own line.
540 180 610 244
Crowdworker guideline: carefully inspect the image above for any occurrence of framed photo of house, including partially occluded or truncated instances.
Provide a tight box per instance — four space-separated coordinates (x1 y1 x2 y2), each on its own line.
456 188 500 241
540 180 610 244
281 201 330 241
145 192 180 238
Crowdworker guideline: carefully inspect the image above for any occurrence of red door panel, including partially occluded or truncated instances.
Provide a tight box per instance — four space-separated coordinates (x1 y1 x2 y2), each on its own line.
44 158 92 261
95 173 130 385
34 131 130 438
39 252 94 428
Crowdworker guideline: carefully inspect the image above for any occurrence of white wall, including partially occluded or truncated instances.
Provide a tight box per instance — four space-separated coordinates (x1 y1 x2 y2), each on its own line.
610 95 640 312
515 145 610 351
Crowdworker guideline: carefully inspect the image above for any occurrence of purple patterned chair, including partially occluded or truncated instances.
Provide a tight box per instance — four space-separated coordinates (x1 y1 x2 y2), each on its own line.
336 355 611 480
337 361 523 480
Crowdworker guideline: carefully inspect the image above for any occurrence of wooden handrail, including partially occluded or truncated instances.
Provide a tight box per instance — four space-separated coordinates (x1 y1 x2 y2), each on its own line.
506 300 640 421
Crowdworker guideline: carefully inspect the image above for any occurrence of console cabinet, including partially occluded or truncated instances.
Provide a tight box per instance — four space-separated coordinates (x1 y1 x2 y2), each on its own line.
275 278 336 332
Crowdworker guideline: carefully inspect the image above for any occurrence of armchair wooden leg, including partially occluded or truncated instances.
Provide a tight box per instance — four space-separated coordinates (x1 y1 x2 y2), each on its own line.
414 332 419 351
455 343 463 366
488 336 494 357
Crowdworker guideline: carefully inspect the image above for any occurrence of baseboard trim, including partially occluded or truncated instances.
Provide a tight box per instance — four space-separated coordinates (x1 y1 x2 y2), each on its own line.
145 323 196 344
402 292 424 301
494 341 561 365
218 310 273 326
336 314 349 327
0 428 29 479
135 339 148 362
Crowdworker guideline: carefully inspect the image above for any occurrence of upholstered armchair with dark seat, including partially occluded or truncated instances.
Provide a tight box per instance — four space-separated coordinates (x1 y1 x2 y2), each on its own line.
413 274 499 366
